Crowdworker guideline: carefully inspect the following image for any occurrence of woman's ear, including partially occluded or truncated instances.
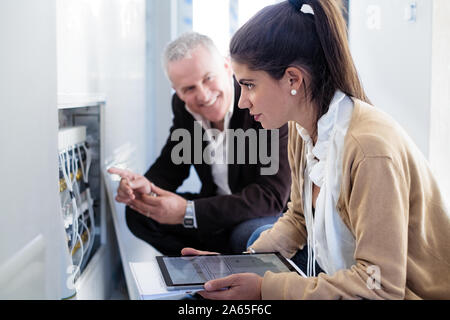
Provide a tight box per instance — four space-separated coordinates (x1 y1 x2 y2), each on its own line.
284 67 304 91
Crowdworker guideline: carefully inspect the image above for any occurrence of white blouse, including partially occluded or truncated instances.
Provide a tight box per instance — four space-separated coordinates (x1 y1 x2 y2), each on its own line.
296 90 356 276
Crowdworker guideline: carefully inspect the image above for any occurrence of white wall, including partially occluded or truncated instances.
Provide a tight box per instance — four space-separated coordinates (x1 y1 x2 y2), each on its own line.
429 0 450 206
0 0 63 299
0 0 149 299
193 0 230 56
349 0 450 204
57 0 148 174
349 0 433 156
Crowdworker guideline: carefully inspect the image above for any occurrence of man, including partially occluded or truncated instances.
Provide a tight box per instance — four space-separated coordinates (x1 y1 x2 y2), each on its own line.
108 32 290 255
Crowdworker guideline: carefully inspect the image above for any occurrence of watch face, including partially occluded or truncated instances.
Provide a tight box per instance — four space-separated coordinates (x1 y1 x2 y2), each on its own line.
184 218 194 227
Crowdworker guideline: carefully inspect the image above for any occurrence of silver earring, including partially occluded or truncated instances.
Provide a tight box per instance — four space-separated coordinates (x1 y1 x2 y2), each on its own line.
291 89 297 96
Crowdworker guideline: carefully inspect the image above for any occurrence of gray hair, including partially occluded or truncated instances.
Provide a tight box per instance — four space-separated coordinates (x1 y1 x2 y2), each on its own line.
162 32 223 75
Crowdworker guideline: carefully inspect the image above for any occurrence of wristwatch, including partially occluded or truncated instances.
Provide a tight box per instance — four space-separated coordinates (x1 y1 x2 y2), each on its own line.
183 200 196 228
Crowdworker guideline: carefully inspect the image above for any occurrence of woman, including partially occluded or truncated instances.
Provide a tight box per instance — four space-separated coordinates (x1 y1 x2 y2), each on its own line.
186 0 450 299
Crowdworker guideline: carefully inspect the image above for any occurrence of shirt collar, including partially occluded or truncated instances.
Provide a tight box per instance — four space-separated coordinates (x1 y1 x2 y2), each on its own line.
296 90 353 188
295 90 346 147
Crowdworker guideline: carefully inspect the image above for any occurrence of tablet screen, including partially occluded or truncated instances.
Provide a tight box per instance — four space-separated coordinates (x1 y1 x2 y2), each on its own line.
156 253 297 289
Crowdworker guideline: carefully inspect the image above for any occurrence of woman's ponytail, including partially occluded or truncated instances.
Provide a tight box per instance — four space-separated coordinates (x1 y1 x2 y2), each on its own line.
311 0 370 106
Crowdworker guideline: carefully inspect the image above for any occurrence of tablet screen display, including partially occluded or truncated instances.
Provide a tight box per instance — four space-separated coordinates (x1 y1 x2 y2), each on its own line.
156 253 297 289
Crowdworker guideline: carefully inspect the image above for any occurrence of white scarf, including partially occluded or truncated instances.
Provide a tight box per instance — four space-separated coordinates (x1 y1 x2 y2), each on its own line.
296 90 356 276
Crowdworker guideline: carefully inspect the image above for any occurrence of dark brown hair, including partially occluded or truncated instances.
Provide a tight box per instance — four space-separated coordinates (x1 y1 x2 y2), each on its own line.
230 0 370 126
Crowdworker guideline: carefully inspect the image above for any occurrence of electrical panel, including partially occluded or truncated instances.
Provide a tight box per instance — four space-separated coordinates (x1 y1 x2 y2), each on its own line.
57 103 104 292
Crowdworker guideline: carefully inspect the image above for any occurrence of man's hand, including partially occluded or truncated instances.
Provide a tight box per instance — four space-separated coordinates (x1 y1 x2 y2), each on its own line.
129 184 187 225
198 273 263 300
107 167 152 204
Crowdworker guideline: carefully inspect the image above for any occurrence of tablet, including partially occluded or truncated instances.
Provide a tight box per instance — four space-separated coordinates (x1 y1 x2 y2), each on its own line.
156 252 299 291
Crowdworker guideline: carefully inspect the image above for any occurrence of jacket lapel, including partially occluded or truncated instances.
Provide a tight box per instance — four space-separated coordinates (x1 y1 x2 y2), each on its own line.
227 80 244 193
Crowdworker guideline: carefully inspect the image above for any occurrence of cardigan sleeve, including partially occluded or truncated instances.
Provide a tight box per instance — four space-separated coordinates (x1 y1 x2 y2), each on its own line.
261 156 410 299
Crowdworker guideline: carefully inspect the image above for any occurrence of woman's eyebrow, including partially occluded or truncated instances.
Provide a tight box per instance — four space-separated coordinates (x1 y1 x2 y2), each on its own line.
238 78 255 84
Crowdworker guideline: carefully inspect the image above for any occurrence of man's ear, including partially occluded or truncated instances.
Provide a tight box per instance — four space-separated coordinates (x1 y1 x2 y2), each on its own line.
224 56 233 77
173 87 184 100
284 66 304 91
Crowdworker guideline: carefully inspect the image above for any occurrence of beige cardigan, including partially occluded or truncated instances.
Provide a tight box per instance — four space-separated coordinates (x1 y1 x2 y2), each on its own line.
251 99 450 299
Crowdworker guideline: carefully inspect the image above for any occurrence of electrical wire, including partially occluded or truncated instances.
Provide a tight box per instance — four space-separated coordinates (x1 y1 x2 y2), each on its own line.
59 151 76 252
71 231 84 281
67 148 79 253
59 145 85 268
59 137 96 276
75 217 89 271
77 143 95 270
71 144 89 270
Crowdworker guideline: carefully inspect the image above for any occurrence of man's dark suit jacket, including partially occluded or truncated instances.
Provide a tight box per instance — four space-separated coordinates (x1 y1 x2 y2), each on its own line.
140 80 291 238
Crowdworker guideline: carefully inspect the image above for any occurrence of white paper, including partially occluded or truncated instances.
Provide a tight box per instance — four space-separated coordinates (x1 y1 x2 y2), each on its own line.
129 261 200 300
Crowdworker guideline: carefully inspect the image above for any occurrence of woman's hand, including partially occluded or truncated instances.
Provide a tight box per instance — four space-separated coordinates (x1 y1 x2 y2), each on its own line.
198 273 263 300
